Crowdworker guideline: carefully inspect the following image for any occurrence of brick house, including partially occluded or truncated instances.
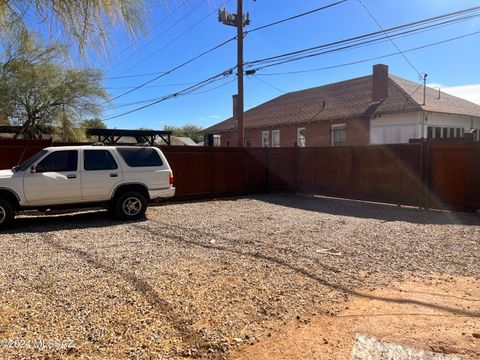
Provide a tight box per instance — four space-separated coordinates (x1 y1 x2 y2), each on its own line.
203 64 480 147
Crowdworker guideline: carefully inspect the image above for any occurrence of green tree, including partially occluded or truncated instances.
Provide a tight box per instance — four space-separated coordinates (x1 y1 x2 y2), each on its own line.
181 124 204 143
163 124 204 143
80 118 107 142
82 118 107 130
0 42 108 139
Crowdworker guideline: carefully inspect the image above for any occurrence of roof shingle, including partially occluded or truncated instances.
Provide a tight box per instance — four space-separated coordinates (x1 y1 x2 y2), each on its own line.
204 73 480 134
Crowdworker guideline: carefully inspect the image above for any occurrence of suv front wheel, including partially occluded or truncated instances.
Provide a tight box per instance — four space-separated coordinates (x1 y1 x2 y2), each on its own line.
114 192 147 220
0 199 15 230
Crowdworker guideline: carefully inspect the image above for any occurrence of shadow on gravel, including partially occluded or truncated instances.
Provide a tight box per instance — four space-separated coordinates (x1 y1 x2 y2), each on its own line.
6 210 147 234
136 220 480 319
258 193 480 226
39 235 213 357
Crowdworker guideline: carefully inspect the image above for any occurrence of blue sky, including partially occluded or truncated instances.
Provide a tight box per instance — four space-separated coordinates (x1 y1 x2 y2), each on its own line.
96 0 480 130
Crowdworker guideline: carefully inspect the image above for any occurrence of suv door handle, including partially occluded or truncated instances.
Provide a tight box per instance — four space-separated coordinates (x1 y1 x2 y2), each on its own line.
67 174 77 179
110 173 119 178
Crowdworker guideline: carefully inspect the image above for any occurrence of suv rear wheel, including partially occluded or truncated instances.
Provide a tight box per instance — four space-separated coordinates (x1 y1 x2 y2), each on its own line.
0 199 14 230
114 192 147 220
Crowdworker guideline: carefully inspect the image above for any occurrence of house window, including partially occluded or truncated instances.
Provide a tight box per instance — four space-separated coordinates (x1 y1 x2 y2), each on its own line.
449 128 455 138
427 127 433 139
261 131 270 148
225 139 231 147
434 127 442 139
213 135 221 147
297 128 306 147
272 130 280 148
244 138 252 148
331 124 347 147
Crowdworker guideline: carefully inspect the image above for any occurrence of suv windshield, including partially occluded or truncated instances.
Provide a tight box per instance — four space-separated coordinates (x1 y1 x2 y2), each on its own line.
17 150 48 171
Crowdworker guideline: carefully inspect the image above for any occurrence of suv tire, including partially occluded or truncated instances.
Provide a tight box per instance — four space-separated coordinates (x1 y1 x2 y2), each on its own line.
114 192 147 220
0 199 14 230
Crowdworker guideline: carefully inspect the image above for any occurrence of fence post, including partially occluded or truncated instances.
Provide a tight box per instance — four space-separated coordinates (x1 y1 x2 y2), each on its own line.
349 146 355 199
264 148 269 191
211 146 216 197
423 140 431 210
294 146 299 193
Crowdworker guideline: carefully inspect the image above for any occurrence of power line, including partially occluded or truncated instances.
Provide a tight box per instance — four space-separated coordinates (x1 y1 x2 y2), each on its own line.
245 5 480 68
111 0 214 75
251 75 286 94
246 0 347 34
184 76 237 95
245 9 480 71
107 77 236 110
105 81 199 90
107 0 192 72
105 36 237 104
105 1 348 83
103 67 235 121
254 30 480 76
356 0 421 77
105 71 167 80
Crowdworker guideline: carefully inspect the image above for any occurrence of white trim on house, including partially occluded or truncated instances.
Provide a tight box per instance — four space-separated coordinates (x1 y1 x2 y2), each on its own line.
370 111 480 144
297 127 306 147
272 130 280 147
261 130 270 148
213 134 221 147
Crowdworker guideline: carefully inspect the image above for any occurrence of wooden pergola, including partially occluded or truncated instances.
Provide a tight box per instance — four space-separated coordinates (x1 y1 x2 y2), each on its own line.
86 128 172 146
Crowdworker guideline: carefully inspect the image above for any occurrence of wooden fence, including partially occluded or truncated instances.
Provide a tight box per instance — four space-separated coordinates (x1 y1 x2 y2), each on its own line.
1 139 479 212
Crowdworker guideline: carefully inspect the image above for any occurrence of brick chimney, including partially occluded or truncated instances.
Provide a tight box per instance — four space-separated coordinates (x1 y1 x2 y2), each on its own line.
372 64 389 102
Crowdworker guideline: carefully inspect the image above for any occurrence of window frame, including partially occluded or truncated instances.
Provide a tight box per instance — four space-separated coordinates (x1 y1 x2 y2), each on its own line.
331 124 347 147
261 130 270 148
117 148 163 168
83 150 118 171
36 150 78 173
297 127 306 148
213 135 221 147
271 130 280 148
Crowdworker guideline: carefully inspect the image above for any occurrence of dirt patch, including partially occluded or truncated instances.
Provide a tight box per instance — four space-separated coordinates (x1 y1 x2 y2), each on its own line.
231 274 480 360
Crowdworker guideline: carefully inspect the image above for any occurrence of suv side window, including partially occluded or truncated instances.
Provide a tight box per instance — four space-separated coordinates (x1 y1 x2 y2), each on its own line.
37 150 78 173
117 148 163 167
84 150 118 171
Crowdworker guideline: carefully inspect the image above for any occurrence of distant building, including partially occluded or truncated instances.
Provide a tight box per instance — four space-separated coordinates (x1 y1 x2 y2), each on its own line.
155 136 199 146
203 64 480 147
170 136 200 146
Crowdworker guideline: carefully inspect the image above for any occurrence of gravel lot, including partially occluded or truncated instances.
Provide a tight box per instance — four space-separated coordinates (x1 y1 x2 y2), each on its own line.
0 193 479 359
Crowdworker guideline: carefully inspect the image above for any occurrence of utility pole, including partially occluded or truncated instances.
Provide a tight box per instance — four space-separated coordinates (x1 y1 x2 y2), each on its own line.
219 1 250 147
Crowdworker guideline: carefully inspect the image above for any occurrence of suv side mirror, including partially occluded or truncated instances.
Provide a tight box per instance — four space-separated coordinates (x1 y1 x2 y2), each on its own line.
30 165 37 173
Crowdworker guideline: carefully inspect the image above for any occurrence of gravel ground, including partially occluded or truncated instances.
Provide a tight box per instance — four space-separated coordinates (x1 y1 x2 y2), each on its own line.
0 193 479 359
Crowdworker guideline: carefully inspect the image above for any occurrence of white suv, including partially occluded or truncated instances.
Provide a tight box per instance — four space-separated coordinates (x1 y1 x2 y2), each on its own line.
0 146 175 229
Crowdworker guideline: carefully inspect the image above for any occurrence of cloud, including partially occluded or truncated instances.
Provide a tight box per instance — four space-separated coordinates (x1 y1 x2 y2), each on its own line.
197 115 223 121
441 85 480 105
427 83 444 90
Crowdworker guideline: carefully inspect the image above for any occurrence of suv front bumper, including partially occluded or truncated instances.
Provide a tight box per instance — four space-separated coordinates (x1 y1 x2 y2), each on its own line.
149 187 176 199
